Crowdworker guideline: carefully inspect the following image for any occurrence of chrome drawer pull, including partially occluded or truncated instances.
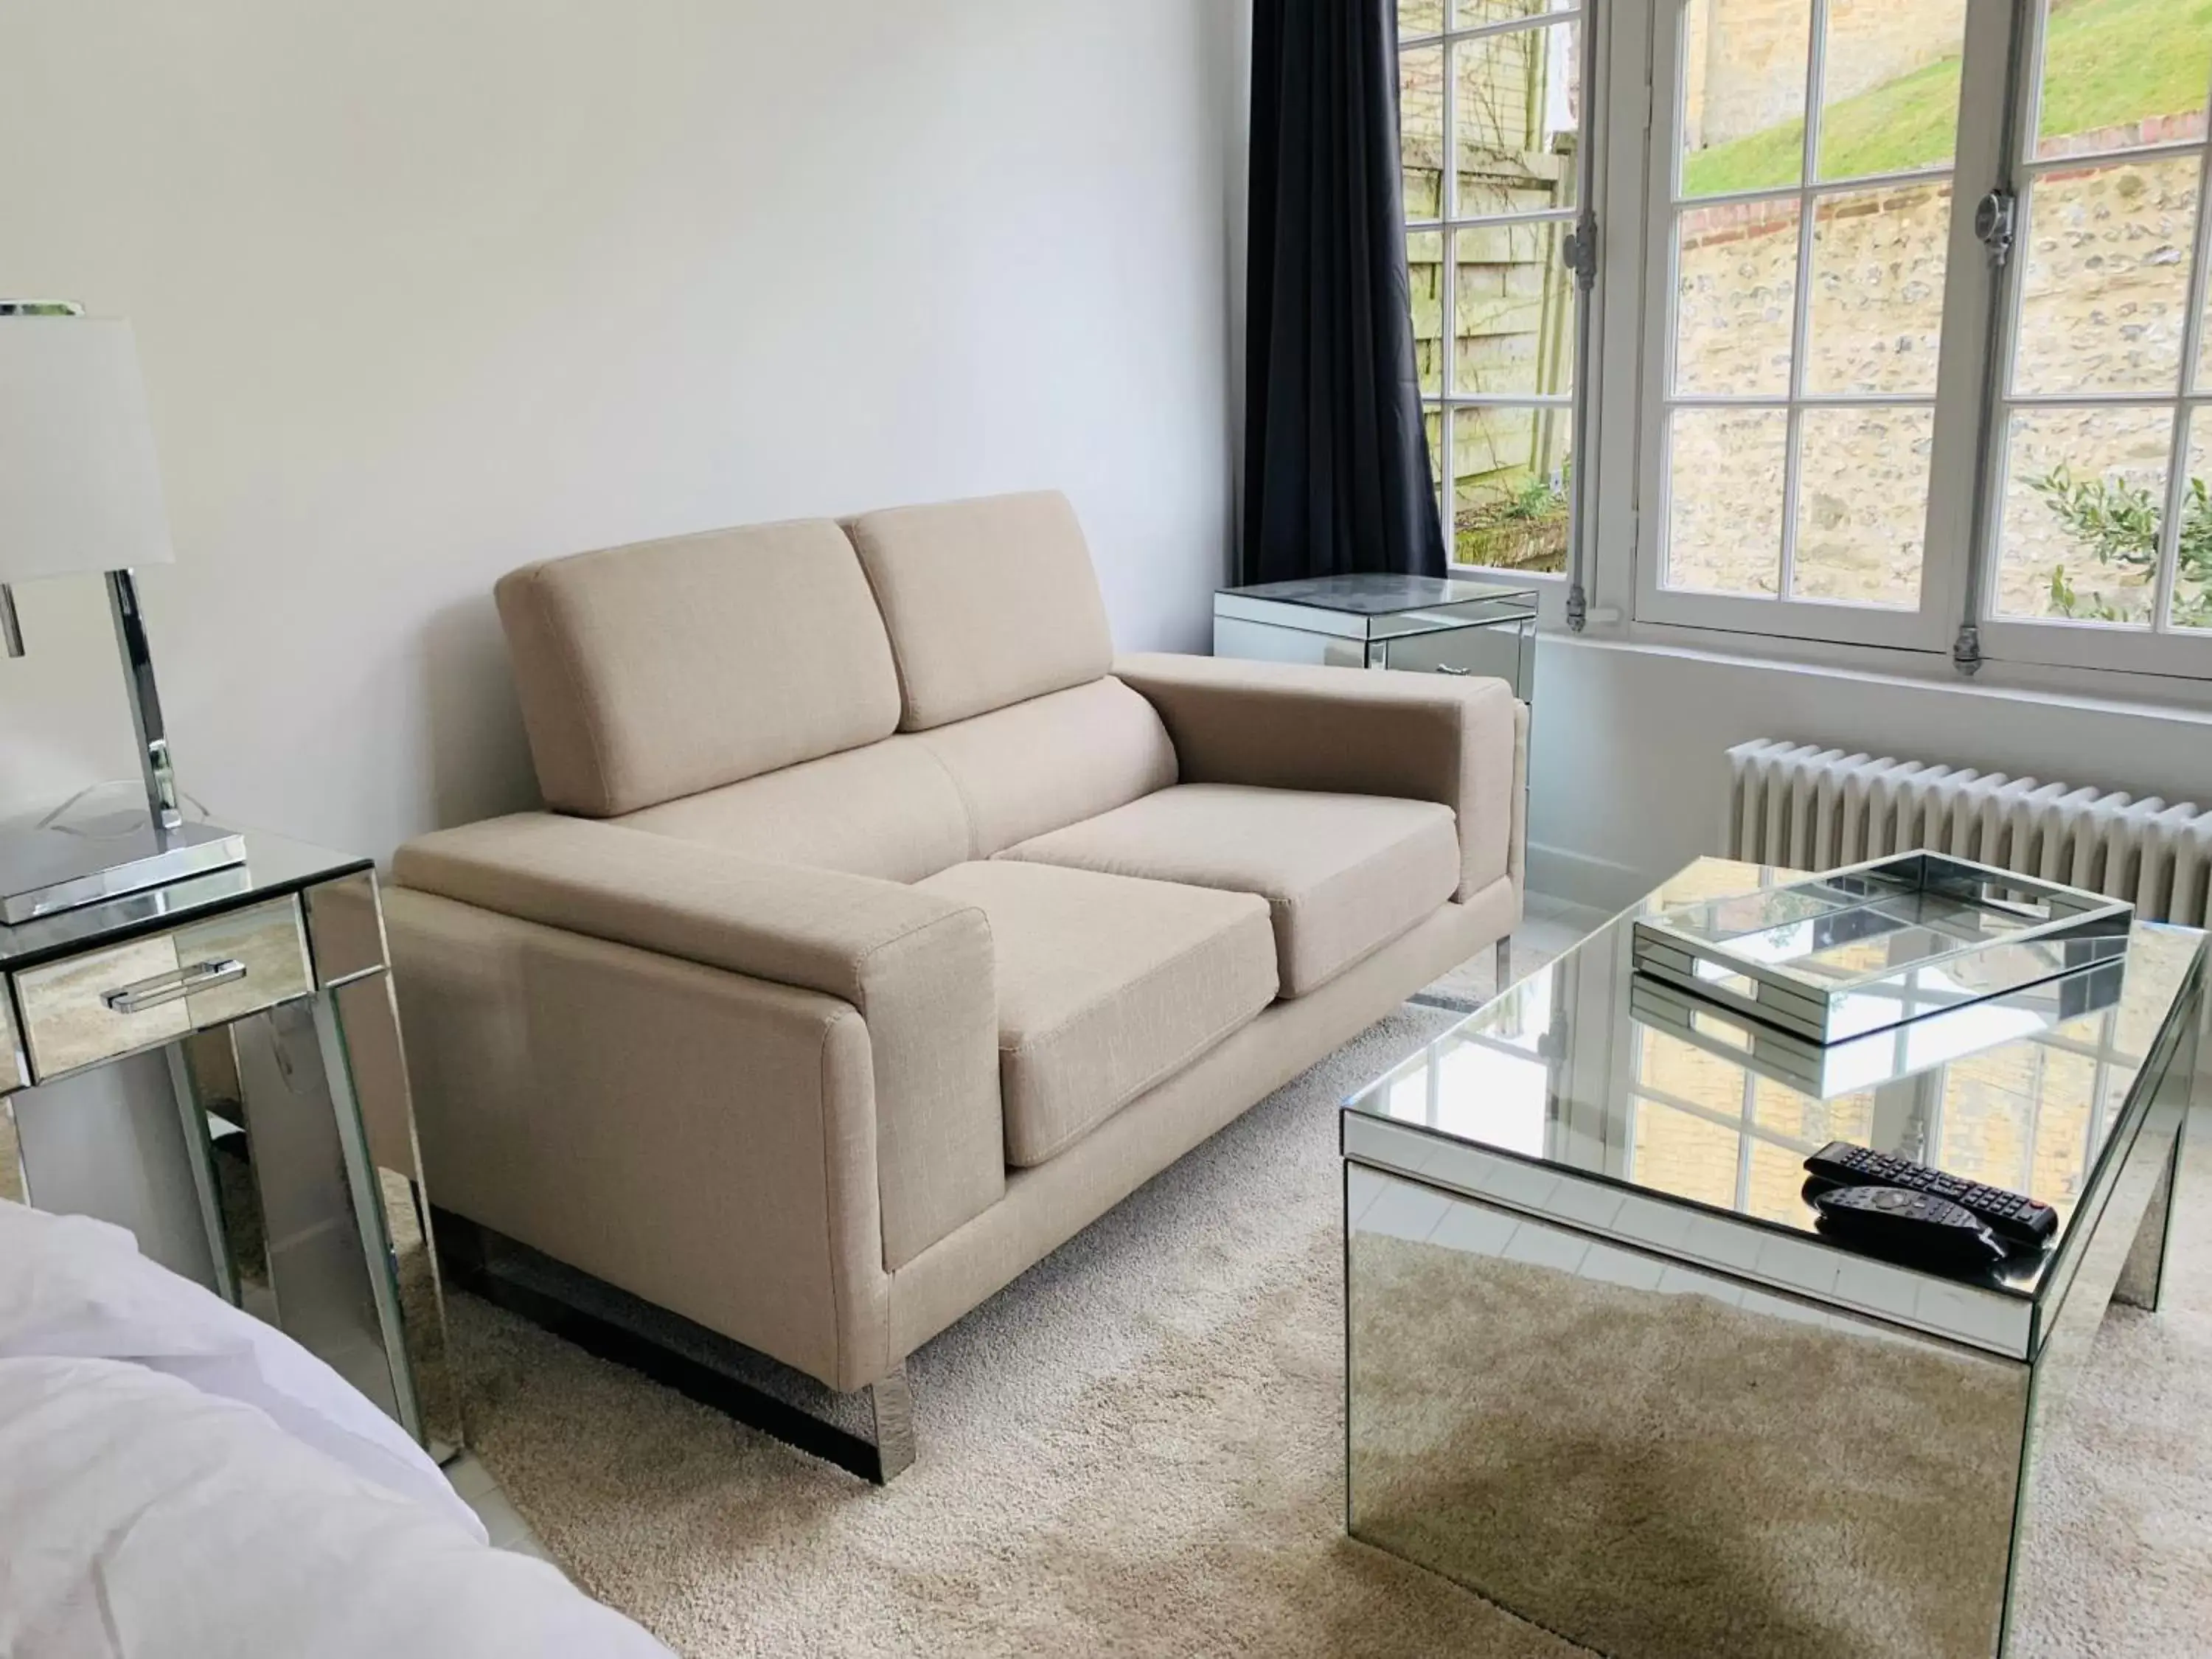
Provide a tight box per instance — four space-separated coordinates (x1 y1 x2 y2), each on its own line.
1433 664 1474 675
102 957 246 1014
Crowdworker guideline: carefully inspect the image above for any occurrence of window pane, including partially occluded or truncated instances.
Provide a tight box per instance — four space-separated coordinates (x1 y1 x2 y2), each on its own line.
1666 406 1789 595
1402 44 1445 222
1805 184 1951 394
1410 232 1445 397
1816 0 1966 181
1677 0 1810 199
2034 0 2212 161
1454 22 1579 215
1455 0 1564 26
1791 406 1933 607
1425 406 1446 531
1401 0 1444 36
2012 155 2200 395
1452 405 1572 573
1994 404 2175 625
1453 223 1576 396
2177 414 2212 629
1673 199 1801 396
2199 279 2212 394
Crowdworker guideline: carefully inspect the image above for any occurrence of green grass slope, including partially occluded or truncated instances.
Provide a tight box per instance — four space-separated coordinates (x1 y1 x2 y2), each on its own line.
1681 0 2212 198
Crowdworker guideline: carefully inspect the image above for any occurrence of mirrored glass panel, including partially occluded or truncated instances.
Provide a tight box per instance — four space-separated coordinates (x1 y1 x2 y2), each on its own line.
1345 858 2201 1310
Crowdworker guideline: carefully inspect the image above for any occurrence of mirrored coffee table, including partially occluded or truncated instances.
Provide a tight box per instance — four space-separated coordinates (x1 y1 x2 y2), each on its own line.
1342 858 2205 1658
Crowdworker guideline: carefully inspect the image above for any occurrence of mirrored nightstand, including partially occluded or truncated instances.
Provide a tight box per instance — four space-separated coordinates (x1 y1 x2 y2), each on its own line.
0 830 462 1461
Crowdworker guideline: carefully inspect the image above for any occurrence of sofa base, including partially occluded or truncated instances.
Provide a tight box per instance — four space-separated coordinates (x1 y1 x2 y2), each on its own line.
436 1207 916 1485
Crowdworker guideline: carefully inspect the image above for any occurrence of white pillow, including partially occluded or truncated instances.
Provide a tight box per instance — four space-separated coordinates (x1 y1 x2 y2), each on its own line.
0 1197 476 1537
0 1354 670 1659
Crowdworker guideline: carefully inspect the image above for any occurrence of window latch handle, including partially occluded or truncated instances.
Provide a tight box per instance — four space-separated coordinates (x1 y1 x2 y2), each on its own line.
1974 190 2017 266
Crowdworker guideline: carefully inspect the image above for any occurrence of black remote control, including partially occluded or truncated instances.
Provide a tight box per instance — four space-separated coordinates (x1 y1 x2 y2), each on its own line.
1804 1141 2057 1252
1811 1185 2010 1271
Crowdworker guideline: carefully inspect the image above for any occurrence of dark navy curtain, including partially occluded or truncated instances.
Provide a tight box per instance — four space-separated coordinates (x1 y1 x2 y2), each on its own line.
1242 0 1447 584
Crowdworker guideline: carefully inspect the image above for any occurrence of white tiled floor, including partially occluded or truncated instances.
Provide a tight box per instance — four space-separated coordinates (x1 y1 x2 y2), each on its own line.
446 1451 560 1568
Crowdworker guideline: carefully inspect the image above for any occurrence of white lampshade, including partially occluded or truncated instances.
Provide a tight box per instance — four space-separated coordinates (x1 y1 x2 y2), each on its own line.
0 316 175 581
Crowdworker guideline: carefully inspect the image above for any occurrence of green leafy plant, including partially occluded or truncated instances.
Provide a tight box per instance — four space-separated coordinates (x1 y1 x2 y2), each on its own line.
2032 464 2212 628
1496 474 1568 522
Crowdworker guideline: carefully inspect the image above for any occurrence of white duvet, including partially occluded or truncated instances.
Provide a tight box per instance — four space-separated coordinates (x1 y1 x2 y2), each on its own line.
0 1202 671 1659
0 1355 669 1658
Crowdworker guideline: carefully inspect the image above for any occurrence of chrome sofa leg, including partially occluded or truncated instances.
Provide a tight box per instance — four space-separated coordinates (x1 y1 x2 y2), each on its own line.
1495 936 1512 993
869 1364 916 1483
437 1206 917 1484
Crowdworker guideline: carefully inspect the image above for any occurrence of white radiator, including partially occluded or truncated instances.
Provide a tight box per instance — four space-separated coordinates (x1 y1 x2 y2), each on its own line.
1724 739 2212 929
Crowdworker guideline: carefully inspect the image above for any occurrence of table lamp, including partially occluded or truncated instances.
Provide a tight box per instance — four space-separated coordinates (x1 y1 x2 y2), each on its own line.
0 301 243 924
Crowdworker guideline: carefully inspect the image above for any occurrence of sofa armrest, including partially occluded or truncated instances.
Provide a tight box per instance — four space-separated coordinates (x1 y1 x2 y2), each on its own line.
392 814 1001 1270
1113 653 1524 900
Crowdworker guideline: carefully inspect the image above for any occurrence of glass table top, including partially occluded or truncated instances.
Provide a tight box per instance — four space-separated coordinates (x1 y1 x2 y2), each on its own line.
1346 858 2205 1314
1217 573 1540 614
0 829 367 974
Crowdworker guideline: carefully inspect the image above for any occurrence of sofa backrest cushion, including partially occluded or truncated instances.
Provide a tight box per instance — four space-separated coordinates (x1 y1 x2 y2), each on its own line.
616 734 972 884
846 490 1114 731
495 519 902 816
911 678 1177 858
619 681 1175 877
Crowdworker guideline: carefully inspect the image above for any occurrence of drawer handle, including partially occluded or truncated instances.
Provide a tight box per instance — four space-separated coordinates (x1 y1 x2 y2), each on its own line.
102 958 246 1015
1433 664 1474 675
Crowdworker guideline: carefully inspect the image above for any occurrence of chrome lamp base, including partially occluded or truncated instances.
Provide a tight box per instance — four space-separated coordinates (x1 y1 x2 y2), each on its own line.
0 821 247 925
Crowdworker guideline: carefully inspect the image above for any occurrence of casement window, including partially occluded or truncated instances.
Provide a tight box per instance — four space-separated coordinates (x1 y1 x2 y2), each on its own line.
1394 0 2212 681
1974 0 2212 676
1399 0 1595 585
1635 0 2212 675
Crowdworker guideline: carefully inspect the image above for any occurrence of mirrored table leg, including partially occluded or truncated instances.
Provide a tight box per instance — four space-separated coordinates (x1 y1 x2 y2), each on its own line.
1346 1166 2028 1658
230 999 416 1433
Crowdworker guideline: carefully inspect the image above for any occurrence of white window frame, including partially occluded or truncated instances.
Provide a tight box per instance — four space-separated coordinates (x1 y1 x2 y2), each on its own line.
1565 0 2212 687
1968 5 2212 680
1629 0 2000 653
1402 0 1599 624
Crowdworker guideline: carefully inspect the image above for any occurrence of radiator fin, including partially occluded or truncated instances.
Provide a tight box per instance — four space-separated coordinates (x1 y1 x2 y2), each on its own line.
1724 739 2212 929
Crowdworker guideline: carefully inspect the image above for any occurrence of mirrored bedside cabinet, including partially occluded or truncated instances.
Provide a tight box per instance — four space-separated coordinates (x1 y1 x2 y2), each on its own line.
1212 572 1537 698
0 830 462 1461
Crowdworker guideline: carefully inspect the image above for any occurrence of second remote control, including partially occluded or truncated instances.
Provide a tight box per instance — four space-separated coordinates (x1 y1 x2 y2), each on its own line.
1804 1141 2056 1251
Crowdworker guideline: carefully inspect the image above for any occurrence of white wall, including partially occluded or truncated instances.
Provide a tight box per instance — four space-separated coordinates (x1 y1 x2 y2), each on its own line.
0 0 1240 856
1528 636 2212 910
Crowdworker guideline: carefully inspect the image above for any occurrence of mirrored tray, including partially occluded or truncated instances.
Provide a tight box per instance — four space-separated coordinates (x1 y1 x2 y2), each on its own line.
1630 851 2134 1043
1627 956 2127 1096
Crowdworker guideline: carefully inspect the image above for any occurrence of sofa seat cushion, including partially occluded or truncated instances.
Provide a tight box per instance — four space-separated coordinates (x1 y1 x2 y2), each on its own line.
998 785 1459 997
914 862 1276 1168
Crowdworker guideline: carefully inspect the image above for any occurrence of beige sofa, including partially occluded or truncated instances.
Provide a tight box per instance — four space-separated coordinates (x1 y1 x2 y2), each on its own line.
383 490 1526 1475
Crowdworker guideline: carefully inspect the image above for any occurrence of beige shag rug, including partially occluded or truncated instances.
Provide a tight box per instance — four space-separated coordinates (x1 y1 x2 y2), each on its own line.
451 1004 2212 1658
